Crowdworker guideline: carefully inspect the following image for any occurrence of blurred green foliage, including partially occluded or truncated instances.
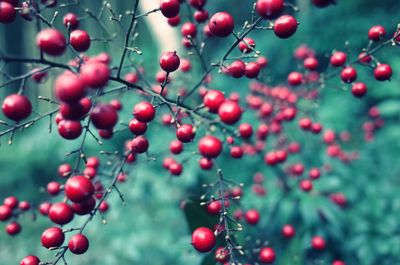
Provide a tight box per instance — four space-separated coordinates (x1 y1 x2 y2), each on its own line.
1 0 400 265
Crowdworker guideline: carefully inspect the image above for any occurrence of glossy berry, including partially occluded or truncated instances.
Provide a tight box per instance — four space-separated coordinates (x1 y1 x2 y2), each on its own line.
194 9 209 23
312 236 326 250
332 260 346 265
2 94 32 121
368 25 386 41
65 175 94 202
133 102 155 122
282 224 295 238
358 52 372 64
55 73 86 102
209 12 234 37
20 256 40 265
288 72 303 86
63 13 79 29
0 2 16 23
70 30 91 52
90 104 118 130
129 119 147 135
47 181 61 195
304 57 319 70
239 37 256 53
71 196 96 215
170 140 183 154
340 66 357 83
274 15 298 39
181 22 197 37
374 64 392 81
191 227 216 253
245 62 261 78
160 0 180 18
160 51 180 72
259 247 276 263
309 168 321 179
206 201 222 215
218 101 242 125
41 227 65 248
351 82 367 97
48 202 74 225
130 136 149 153
229 60 246 78
300 179 313 192
80 62 110 88
256 0 284 19
239 123 253 139
245 209 260 225
199 157 213 170
68 234 89 254
58 120 82 139
198 135 223 158
203 90 225 113
6 221 21 235
176 124 196 143
330 51 347 67
36 29 66 56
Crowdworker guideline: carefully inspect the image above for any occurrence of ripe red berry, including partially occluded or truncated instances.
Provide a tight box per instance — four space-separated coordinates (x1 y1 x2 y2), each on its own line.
340 66 357 83
58 120 82 139
181 22 197 37
70 30 91 52
130 136 149 153
129 118 147 135
228 60 246 78
65 175 95 203
358 52 372 64
63 13 79 29
199 157 213 170
55 73 86 102
282 224 295 238
245 209 260 225
368 25 386 41
300 179 313 192
133 102 155 122
215 247 229 263
239 37 256 53
20 255 40 265
198 135 223 158
80 62 110 88
218 101 242 125
47 181 61 195
41 227 65 248
6 221 21 235
330 51 347 67
176 124 196 143
245 62 261 78
0 2 16 23
189 0 206 8
160 51 181 72
194 9 209 23
256 0 284 19
332 260 346 265
304 57 319 70
160 0 180 18
207 201 222 215
170 140 183 154
239 123 253 139
209 12 234 37
71 196 96 215
309 168 321 179
90 104 118 130
273 15 298 39
2 94 32 121
36 29 66 56
230 146 243 158
311 236 326 250
288 72 303 86
374 64 392 81
68 234 89 255
49 202 74 225
259 247 276 263
167 15 181 27
351 82 367 97
191 227 216 253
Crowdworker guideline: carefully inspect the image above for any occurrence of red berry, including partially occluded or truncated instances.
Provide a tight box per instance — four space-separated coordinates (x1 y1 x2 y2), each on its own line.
199 157 213 170
90 104 118 130
181 22 197 37
374 64 392 81
176 124 196 143
71 196 96 215
218 101 242 124
238 37 256 53
228 60 246 78
58 163 72 177
330 51 347 67
160 0 180 18
55 73 86 102
288 72 303 86
194 10 209 23
230 146 243 158
39 202 52 216
207 201 222 215
245 62 261 78
304 57 319 70
215 247 229 263
19 201 31 211
191 227 216 253
198 135 223 158
256 0 284 19
274 15 298 39
309 168 321 179
6 221 21 235
49 202 74 225
2 94 32 121
160 51 180 72
3 196 18 209
351 82 367 97
368 25 386 41
130 136 149 153
133 102 155 122
332 260 346 265
58 120 83 139
340 66 357 83
68 234 89 254
20 256 40 265
70 30 91 52
245 209 260 225
189 0 206 9
170 140 183 154
311 236 326 250
358 52 372 64
259 247 276 263
47 181 61 195
36 29 66 56
65 175 94 203
239 123 253 139
80 62 110 88
300 179 313 192
209 12 234 37
167 15 181 27
63 13 79 29
129 118 147 135
282 224 295 238
0 2 16 23
41 227 65 248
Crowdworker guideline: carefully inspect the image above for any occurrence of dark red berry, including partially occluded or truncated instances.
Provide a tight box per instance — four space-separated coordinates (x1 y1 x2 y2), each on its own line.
160 51 180 72
198 135 223 158
70 30 91 52
274 15 298 39
2 94 32 121
90 104 118 130
209 12 234 37
68 234 89 254
133 102 155 123
41 227 65 248
48 202 74 225
36 29 66 56
65 175 94 203
191 227 216 252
